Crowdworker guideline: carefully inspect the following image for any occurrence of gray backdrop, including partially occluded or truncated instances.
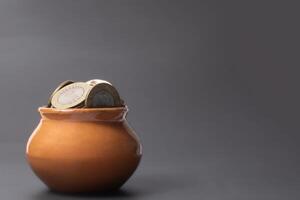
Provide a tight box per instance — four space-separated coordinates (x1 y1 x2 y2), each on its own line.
1 0 299 199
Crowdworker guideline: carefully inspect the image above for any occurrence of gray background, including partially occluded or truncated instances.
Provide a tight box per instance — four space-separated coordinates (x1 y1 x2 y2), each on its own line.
0 0 299 199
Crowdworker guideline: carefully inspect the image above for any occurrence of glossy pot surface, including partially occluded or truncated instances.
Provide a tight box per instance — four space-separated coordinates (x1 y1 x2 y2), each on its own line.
26 106 142 193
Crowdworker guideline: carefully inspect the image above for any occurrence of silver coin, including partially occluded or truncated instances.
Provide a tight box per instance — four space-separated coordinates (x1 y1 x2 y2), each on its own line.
47 80 74 107
51 82 92 109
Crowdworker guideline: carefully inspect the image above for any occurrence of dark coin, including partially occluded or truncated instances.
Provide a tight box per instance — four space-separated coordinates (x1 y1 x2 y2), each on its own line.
85 83 123 108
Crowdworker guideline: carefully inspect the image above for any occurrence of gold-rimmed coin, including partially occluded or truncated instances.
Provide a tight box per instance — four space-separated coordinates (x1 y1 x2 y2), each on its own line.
85 83 122 108
47 80 74 107
51 82 92 109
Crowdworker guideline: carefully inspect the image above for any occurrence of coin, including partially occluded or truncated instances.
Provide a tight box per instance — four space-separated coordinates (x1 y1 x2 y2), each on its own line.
86 79 111 86
85 83 123 108
73 101 86 108
47 80 74 107
51 82 92 109
86 79 125 106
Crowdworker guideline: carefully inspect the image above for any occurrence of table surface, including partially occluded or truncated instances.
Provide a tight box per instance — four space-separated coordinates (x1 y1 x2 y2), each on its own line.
1 143 300 200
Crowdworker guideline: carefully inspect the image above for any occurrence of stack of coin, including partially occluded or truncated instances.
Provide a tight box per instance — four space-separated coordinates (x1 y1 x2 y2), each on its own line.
48 79 124 109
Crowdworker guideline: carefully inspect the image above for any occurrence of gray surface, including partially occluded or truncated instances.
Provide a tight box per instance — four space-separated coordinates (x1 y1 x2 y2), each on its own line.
0 0 300 199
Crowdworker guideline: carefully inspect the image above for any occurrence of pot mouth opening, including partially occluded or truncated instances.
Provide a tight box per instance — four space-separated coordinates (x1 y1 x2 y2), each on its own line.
39 106 128 121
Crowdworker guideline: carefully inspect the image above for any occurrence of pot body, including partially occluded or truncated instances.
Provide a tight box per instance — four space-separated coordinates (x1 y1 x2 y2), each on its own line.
26 107 142 193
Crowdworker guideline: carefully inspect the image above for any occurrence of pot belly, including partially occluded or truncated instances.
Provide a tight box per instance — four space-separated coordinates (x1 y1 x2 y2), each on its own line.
26 120 141 193
26 155 140 193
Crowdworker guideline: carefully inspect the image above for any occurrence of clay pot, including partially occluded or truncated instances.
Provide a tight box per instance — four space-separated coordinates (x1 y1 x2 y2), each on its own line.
26 106 142 193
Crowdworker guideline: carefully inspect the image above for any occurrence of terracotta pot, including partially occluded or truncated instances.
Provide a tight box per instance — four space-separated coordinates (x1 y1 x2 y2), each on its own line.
26 106 142 193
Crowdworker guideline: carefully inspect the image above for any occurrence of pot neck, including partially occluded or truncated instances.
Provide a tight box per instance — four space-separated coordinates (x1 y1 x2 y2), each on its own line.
39 106 128 122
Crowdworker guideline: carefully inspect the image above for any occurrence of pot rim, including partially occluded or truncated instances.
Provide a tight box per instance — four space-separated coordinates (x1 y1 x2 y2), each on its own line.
39 106 128 113
38 106 128 121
